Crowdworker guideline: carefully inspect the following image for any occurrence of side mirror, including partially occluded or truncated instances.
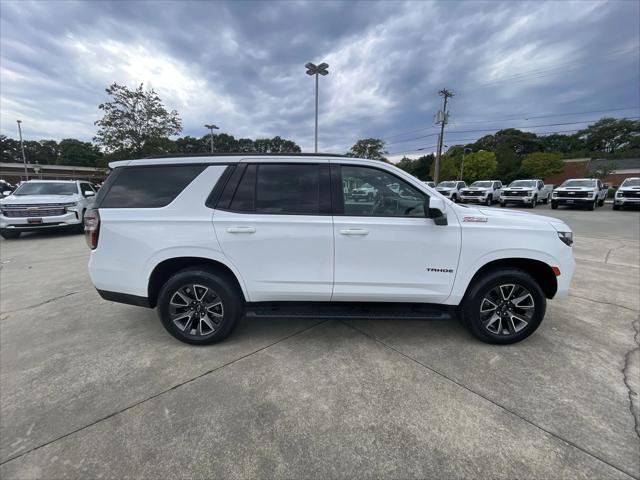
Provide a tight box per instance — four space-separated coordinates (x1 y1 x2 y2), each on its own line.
84 190 95 197
425 196 448 226
2 190 11 196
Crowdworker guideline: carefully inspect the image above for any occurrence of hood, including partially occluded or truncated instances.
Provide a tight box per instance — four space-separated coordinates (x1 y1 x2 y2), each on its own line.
436 187 453 192
555 186 596 191
503 187 531 190
0 194 79 205
465 187 489 191
455 205 569 231
619 186 640 191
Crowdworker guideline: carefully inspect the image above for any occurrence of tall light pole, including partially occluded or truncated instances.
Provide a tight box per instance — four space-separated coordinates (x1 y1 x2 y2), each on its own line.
434 88 454 184
460 147 472 180
204 124 219 153
16 120 28 180
305 62 329 153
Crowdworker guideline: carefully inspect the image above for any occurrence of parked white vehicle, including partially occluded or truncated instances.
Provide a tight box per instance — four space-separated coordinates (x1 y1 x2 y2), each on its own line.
351 182 377 202
86 154 574 346
436 180 466 202
500 179 551 208
0 180 96 239
459 180 503 205
613 177 640 210
551 178 607 210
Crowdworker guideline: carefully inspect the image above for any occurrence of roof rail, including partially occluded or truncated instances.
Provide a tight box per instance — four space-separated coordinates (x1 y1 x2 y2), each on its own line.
143 152 350 159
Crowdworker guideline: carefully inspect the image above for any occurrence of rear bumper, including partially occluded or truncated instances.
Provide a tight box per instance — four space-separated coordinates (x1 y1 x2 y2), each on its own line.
0 212 82 230
96 289 152 308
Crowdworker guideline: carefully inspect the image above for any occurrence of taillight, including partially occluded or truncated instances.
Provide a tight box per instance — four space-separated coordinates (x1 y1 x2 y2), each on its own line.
84 208 100 250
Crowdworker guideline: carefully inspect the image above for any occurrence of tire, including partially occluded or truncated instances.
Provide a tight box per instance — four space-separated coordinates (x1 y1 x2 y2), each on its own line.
500 201 506 208
551 201 558 210
0 229 21 239
598 198 605 207
613 204 620 210
543 195 549 205
73 210 86 234
451 194 457 203
459 268 546 344
157 267 242 345
485 195 492 206
587 199 596 211
530 196 537 208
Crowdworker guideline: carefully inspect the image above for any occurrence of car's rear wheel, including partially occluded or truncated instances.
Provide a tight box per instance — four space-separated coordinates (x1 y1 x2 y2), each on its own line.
451 193 457 203
157 268 242 345
543 195 549 204
0 229 21 239
459 268 546 344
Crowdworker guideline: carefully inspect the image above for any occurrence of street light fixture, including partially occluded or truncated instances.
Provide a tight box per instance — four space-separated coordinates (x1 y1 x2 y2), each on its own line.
204 124 219 154
16 120 28 180
305 62 329 153
460 147 472 180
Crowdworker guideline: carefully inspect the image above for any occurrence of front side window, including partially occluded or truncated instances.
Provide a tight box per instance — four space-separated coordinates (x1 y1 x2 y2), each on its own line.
13 182 77 196
342 165 425 217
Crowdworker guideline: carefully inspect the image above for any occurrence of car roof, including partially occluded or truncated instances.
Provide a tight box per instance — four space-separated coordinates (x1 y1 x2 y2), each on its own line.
564 178 597 181
110 153 369 169
22 179 78 183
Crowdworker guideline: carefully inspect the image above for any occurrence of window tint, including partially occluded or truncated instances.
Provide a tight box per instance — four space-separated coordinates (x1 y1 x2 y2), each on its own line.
101 165 205 208
253 164 321 214
229 164 256 212
341 165 425 217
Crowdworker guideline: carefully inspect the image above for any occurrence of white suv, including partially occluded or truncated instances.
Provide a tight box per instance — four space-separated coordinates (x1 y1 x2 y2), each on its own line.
0 180 96 239
500 179 551 208
613 177 640 210
459 180 503 205
86 155 575 345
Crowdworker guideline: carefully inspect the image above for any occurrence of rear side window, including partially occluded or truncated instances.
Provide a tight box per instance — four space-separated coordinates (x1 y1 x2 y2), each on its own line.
100 165 205 208
222 163 331 215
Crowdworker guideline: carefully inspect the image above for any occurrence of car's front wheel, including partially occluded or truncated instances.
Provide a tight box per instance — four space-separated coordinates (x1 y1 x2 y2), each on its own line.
530 196 537 208
459 268 546 344
0 229 21 239
551 201 558 209
613 203 620 210
157 267 242 345
485 195 492 206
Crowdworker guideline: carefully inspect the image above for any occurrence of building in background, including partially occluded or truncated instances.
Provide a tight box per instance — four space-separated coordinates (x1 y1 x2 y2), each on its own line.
544 158 640 186
0 162 106 185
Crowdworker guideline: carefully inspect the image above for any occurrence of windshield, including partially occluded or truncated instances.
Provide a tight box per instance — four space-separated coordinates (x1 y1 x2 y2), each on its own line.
561 180 596 188
437 181 457 188
13 182 77 196
509 180 536 187
471 181 492 188
621 178 640 188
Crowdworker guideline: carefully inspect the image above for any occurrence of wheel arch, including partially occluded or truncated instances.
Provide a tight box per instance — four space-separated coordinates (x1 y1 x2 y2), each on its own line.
148 256 246 308
465 258 558 300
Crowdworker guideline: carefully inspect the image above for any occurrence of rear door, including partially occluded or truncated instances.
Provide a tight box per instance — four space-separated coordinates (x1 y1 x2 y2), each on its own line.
331 162 461 303
213 161 334 302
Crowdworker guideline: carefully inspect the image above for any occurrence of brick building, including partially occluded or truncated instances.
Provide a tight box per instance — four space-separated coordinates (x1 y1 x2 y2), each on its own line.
544 158 640 186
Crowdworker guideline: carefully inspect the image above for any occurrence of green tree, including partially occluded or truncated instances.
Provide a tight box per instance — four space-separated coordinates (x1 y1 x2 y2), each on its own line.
94 83 182 157
58 139 103 166
576 118 640 154
520 152 564 179
462 151 497 183
396 154 434 180
436 156 461 182
347 138 387 161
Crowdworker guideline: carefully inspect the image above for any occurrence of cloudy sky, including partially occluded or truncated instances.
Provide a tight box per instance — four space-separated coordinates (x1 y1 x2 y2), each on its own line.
1 0 638 160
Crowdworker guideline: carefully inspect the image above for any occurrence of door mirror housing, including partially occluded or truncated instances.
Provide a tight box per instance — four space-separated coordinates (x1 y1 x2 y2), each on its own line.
425 196 448 225
2 190 11 196
84 190 95 197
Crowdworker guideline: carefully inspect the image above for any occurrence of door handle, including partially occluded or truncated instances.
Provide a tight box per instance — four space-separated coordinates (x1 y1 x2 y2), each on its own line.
226 227 256 234
339 229 369 236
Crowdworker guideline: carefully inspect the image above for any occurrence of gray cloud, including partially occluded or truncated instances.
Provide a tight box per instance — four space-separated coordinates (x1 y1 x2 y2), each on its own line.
1 0 638 158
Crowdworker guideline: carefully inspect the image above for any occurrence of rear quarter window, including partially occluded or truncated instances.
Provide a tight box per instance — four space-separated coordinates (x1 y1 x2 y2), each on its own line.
99 165 206 208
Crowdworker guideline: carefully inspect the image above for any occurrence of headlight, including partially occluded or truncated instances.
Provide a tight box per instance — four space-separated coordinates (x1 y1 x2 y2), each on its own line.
557 231 573 247
588 191 595 197
552 192 558 197
616 191 623 197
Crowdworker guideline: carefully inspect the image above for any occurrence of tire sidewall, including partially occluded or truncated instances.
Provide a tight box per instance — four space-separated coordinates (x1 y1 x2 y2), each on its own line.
461 269 546 344
157 269 241 345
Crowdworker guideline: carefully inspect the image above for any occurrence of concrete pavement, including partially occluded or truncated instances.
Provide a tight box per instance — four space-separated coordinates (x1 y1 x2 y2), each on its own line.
0 209 638 479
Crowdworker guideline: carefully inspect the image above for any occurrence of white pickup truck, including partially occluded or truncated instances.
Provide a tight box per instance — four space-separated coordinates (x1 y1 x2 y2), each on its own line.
436 180 466 202
500 179 551 208
613 177 640 210
551 178 607 210
459 180 503 206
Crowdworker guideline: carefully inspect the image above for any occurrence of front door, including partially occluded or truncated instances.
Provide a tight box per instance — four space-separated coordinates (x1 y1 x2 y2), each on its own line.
332 163 461 303
214 162 334 302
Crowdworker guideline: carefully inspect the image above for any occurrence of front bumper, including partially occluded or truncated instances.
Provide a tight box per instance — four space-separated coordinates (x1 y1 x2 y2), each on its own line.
552 197 595 205
614 196 640 206
459 195 488 203
0 211 82 230
501 196 533 204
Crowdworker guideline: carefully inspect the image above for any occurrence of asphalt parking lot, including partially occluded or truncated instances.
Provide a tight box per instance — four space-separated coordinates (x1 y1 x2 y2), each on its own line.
1 204 639 479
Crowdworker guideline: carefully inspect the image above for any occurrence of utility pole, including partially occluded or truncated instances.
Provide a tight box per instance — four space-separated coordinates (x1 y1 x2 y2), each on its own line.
305 62 329 153
434 88 454 184
16 120 28 181
204 124 219 153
